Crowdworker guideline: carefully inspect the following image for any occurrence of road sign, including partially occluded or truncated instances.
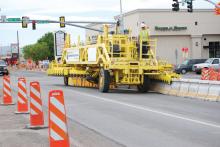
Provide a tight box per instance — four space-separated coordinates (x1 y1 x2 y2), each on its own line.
7 18 21 22
37 20 49 24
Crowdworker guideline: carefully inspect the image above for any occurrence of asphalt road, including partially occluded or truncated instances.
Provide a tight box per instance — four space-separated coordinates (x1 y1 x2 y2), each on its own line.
4 70 220 147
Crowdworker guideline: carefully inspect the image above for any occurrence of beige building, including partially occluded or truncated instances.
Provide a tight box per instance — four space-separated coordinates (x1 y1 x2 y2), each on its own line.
86 9 220 64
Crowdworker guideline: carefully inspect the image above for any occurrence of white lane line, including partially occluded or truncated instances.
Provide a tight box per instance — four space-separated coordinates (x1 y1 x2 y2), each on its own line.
72 90 220 129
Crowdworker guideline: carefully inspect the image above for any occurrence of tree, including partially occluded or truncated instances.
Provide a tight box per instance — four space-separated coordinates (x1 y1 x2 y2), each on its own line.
31 42 50 62
22 44 35 59
22 32 54 62
37 32 54 60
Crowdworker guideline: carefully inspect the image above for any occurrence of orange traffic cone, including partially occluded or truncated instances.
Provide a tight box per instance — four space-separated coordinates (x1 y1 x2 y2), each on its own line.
49 90 70 147
26 81 47 129
15 77 29 114
1 76 15 105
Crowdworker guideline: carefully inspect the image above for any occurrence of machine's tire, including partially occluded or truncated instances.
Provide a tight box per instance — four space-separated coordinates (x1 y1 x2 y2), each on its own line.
137 75 150 93
64 76 69 86
99 69 110 93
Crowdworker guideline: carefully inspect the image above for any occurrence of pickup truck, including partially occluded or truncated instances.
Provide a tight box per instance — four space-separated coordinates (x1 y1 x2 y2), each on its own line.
193 58 220 74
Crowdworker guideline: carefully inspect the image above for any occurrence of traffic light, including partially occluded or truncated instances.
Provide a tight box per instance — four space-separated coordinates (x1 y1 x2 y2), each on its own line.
172 0 180 12
22 16 28 28
32 20 36 30
187 0 193 13
59 16 65 28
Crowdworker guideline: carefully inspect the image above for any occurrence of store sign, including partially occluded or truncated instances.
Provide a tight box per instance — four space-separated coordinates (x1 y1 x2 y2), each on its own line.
155 26 187 31
66 49 80 62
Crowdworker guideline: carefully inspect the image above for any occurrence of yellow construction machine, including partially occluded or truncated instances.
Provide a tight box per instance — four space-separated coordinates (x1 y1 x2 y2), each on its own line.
47 25 179 92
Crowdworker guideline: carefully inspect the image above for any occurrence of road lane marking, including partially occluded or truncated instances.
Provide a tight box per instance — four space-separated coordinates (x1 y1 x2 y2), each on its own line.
72 90 220 129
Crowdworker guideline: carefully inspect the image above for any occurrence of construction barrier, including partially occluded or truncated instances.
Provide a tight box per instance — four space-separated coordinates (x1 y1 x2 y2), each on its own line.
201 68 220 81
196 80 210 99
1 76 15 105
206 81 220 101
218 71 220 81
201 68 210 80
168 79 181 96
15 77 29 114
49 90 70 147
209 68 218 81
27 81 46 129
177 79 190 97
151 79 220 102
186 79 200 98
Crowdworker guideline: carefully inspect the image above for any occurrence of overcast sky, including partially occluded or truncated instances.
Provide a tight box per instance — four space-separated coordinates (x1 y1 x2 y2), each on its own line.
0 0 217 47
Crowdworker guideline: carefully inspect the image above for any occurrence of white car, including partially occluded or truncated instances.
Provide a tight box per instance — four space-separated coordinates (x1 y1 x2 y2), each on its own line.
42 60 50 68
193 58 220 74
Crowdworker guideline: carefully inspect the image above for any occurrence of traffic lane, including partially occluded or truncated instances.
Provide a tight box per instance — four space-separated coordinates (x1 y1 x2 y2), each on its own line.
40 86 220 147
4 73 123 147
6 70 218 146
6 70 220 128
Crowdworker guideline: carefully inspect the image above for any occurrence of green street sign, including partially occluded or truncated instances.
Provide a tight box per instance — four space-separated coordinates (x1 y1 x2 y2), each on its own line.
38 20 49 24
7 18 21 22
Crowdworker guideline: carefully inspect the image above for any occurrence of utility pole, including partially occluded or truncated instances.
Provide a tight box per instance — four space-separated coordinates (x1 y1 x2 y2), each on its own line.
17 30 20 62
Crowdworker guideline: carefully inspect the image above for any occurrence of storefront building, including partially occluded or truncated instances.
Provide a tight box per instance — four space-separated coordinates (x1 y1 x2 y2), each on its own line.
86 9 220 64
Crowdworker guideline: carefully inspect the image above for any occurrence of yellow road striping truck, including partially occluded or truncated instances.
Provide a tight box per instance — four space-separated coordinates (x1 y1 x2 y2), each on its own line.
47 25 179 93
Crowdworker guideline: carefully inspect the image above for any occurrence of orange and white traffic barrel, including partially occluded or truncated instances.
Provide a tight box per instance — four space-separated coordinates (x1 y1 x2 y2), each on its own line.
49 90 70 147
15 77 29 114
27 81 46 129
1 76 14 105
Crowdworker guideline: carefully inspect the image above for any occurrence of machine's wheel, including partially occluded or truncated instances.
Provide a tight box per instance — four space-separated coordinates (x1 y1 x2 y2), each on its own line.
137 75 150 93
64 76 69 86
99 69 110 93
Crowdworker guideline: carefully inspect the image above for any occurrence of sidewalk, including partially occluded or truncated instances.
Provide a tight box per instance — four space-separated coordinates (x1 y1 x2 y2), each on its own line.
0 104 48 147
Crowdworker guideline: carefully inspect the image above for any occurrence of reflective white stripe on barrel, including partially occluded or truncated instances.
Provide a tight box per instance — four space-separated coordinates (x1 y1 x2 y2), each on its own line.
31 97 42 112
50 111 67 133
4 80 10 88
31 87 41 99
30 108 38 115
50 129 64 141
3 87 11 97
18 88 27 100
51 97 65 114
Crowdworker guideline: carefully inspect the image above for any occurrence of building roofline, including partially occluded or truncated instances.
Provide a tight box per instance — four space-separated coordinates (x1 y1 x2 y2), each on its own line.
87 9 214 27
115 8 214 19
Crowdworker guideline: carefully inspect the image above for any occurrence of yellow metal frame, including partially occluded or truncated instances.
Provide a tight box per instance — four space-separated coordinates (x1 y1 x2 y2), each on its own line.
47 25 179 87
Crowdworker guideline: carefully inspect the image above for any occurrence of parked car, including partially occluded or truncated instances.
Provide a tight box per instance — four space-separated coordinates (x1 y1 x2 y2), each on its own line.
175 59 207 74
193 58 220 74
42 60 50 69
0 60 9 75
